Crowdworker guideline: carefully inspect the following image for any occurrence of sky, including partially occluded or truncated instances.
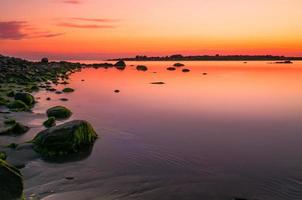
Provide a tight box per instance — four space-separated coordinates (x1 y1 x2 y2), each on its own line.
0 0 302 60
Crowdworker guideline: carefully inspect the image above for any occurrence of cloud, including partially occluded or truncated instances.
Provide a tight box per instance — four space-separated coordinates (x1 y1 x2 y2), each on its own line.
0 21 64 40
61 0 81 4
71 17 118 23
57 22 115 29
0 21 27 40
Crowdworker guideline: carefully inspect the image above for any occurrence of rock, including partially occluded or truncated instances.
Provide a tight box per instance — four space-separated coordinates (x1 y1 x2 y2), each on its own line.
8 100 29 112
46 97 51 101
182 69 190 72
55 91 63 94
43 117 56 128
41 57 49 63
114 60 126 67
0 122 29 135
203 73 207 75
0 96 9 106
136 65 148 71
6 90 15 97
167 67 176 71
4 119 16 125
275 60 293 64
0 152 7 160
114 90 120 93
6 143 18 149
59 98 69 101
0 160 24 200
150 82 165 85
14 92 35 106
47 106 72 119
62 88 74 93
174 63 185 67
33 120 98 157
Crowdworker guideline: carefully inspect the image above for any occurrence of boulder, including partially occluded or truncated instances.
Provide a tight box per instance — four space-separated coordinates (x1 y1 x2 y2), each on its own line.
33 120 98 157
43 117 56 128
0 160 24 200
136 65 148 71
114 60 126 67
14 92 35 106
46 106 72 119
167 67 176 71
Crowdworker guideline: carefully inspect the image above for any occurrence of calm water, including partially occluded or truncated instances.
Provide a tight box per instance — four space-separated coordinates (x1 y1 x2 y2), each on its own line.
16 61 302 199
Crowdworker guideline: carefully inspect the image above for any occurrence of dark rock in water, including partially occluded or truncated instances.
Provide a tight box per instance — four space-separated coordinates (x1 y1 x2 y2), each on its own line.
43 117 56 128
8 100 29 112
114 90 120 93
275 60 293 64
33 120 98 157
0 152 7 160
151 82 165 85
0 122 29 135
55 91 63 94
47 106 72 119
203 73 207 75
114 60 126 67
174 63 185 67
0 160 24 200
46 97 51 101
65 176 75 180
62 88 74 93
14 92 35 106
182 69 190 72
59 98 69 101
167 67 176 71
114 60 126 70
4 119 16 125
136 65 148 71
41 57 49 63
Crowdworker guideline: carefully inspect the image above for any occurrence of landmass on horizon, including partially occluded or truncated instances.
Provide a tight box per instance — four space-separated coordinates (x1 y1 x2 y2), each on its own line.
109 54 302 61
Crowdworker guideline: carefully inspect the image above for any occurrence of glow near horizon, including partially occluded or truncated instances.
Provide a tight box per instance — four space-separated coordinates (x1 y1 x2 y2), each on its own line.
0 0 301 59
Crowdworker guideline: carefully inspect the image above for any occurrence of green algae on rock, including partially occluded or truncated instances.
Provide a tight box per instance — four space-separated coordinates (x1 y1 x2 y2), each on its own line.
0 122 29 135
14 92 35 106
43 117 56 128
46 106 72 119
33 120 98 157
0 159 24 200
8 100 29 112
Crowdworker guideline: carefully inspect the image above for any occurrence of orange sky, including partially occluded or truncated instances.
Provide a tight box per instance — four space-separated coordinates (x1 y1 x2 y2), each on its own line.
0 0 302 60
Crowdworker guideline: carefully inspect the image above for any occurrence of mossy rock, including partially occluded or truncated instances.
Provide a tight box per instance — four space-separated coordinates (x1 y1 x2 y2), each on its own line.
0 96 9 106
6 143 18 149
43 117 56 128
136 65 148 71
8 100 29 112
0 160 24 200
47 106 72 119
4 119 16 125
62 88 74 93
14 92 35 106
33 120 98 157
0 122 29 135
0 152 7 160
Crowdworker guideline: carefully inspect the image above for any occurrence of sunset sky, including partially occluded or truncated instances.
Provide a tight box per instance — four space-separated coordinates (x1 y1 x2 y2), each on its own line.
0 0 302 60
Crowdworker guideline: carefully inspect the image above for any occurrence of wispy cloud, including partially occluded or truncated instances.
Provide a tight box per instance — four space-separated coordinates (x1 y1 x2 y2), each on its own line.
61 0 81 4
0 21 64 40
71 17 118 23
57 22 115 29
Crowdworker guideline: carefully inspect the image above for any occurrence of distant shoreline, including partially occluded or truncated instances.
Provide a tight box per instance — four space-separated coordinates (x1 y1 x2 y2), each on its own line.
109 55 302 62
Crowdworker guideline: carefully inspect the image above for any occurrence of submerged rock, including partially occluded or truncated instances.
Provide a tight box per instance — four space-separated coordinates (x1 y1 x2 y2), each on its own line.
62 88 74 93
14 92 35 106
47 106 72 119
33 120 98 157
0 122 29 135
136 65 148 71
43 117 56 128
174 63 185 67
0 160 24 200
